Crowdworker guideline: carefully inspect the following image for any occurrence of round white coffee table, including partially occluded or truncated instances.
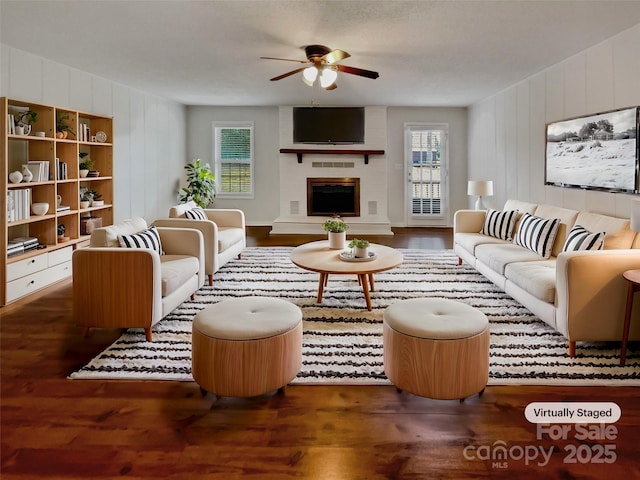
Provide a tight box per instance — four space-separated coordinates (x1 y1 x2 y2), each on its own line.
290 240 403 310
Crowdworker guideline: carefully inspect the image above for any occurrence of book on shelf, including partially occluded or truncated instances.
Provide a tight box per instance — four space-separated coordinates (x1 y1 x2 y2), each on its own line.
9 236 39 252
6 188 31 222
55 158 68 180
7 114 15 135
56 205 71 212
7 244 24 257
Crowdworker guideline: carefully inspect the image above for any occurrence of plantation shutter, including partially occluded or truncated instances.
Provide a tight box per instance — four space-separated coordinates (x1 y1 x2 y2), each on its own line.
406 125 446 217
214 123 254 197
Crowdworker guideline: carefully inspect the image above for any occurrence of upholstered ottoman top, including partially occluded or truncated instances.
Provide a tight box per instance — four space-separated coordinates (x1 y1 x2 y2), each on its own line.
194 296 302 340
384 298 488 340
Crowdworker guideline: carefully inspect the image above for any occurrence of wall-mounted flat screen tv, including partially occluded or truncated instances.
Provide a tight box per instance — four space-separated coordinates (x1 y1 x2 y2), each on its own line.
293 106 365 145
545 106 639 194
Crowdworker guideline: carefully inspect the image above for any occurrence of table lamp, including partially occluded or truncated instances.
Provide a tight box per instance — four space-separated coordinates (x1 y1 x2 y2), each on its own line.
467 180 494 210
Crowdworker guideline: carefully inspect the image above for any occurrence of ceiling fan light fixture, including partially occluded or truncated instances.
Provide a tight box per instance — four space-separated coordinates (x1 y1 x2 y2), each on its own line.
302 66 318 86
319 67 338 89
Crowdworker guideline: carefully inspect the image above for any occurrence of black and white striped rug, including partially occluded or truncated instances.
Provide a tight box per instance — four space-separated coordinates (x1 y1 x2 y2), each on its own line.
70 247 639 385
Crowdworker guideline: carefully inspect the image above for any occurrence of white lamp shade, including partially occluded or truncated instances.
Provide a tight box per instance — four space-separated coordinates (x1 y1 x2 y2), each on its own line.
631 199 640 232
302 66 318 86
467 180 494 197
319 67 338 88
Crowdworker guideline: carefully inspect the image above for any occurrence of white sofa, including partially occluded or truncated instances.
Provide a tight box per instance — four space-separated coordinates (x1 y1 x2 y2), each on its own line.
153 201 246 286
454 199 640 356
73 218 205 341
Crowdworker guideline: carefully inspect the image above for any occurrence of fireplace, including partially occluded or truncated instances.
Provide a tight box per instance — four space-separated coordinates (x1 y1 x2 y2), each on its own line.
307 177 360 217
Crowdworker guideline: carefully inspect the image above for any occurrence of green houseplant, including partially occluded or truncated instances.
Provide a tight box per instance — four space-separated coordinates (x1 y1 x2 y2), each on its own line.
79 152 94 178
348 238 370 258
178 158 216 208
322 217 349 249
15 110 37 135
56 112 75 138
322 218 349 233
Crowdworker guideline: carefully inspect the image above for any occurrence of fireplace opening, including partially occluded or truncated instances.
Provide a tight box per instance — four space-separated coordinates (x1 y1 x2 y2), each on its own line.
307 177 360 217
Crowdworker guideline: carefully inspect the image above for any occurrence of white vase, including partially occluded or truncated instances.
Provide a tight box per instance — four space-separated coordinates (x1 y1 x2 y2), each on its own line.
21 165 33 182
328 231 346 249
9 171 23 184
80 201 90 209
79 169 89 178
354 246 369 258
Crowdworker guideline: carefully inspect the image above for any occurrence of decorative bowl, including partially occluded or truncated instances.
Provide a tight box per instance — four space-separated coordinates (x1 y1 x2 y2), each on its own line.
31 202 49 216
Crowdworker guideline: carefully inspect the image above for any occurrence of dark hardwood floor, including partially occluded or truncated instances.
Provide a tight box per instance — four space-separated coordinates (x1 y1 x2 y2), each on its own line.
1 227 638 479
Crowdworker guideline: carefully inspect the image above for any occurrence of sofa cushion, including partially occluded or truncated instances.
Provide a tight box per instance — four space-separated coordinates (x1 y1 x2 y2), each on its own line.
481 209 519 241
218 227 245 252
562 225 605 252
90 217 148 247
118 226 164 254
503 199 537 215
185 206 207 220
455 233 511 256
160 255 200 296
574 211 634 249
476 243 544 275
504 259 557 303
514 213 560 259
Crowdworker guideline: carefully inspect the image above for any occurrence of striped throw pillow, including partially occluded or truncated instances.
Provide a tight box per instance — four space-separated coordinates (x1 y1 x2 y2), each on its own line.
562 225 605 252
118 226 164 254
185 207 207 220
513 213 560 258
480 209 519 241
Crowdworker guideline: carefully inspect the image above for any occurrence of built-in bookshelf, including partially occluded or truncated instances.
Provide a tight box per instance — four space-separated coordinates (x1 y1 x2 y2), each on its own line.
1 97 113 306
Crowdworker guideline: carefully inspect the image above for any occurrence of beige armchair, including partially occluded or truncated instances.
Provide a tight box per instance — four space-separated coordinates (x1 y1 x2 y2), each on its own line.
153 201 246 286
73 218 205 341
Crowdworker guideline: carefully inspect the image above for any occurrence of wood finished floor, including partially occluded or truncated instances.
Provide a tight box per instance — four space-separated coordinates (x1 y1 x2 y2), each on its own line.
2 227 639 479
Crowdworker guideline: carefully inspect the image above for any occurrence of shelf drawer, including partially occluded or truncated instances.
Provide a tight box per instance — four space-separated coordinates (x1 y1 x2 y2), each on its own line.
6 261 72 303
6 254 48 282
49 246 73 266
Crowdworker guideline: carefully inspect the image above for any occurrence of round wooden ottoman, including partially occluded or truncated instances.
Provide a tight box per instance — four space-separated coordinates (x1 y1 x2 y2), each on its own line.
383 298 490 400
192 296 303 398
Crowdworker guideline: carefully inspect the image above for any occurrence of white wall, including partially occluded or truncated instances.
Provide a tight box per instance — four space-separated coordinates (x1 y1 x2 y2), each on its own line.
468 23 640 218
186 106 280 225
1 44 187 223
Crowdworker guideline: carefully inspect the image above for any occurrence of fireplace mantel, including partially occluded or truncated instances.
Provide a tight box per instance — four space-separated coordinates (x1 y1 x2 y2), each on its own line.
280 148 385 164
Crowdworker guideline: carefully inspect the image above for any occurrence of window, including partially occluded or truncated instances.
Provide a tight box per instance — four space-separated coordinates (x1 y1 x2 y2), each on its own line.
405 124 448 221
213 122 254 198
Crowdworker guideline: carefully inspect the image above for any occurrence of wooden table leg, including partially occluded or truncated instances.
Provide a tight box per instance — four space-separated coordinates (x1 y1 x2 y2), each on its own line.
620 282 636 366
317 273 326 303
368 273 375 292
359 273 372 311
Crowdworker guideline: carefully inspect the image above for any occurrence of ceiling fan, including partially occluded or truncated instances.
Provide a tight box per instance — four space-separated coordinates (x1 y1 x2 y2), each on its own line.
260 44 379 90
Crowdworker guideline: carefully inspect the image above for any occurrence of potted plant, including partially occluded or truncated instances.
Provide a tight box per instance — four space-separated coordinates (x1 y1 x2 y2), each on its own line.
79 188 92 209
178 158 216 208
15 110 37 135
79 152 94 178
322 217 349 249
89 190 103 207
56 112 75 139
348 238 370 258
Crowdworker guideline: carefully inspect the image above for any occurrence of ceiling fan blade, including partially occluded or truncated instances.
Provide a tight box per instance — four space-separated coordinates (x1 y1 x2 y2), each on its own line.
260 56 309 64
325 82 338 91
269 67 307 81
336 64 379 79
323 49 350 64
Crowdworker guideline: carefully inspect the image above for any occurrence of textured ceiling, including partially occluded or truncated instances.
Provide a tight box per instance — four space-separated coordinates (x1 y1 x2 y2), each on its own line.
2 0 640 107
